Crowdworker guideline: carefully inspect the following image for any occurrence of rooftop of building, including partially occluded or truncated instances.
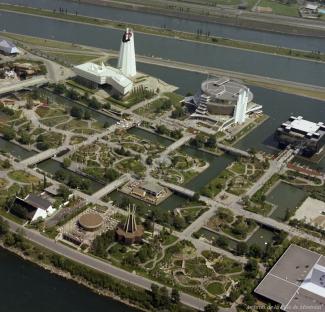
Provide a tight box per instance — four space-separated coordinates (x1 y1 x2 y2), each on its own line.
24 194 52 210
200 77 252 102
280 116 325 137
73 62 132 88
141 181 165 194
255 244 325 311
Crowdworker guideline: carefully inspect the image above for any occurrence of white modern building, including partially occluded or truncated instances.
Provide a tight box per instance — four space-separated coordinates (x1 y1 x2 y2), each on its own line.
118 28 137 77
73 28 137 95
0 39 19 55
74 62 133 95
184 77 262 129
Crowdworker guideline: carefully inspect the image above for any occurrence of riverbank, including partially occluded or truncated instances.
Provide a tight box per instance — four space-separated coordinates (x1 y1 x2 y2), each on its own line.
0 239 147 312
1 3 325 64
71 0 325 38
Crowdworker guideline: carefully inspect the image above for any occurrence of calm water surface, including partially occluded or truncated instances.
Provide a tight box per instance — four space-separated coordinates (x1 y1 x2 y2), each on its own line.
0 247 139 312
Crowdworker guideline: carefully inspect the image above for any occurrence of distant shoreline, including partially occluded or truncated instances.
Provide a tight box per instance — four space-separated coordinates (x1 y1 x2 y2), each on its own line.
70 0 325 38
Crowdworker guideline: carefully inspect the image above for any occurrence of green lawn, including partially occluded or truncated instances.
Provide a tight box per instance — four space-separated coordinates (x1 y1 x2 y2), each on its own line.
8 170 39 184
206 282 224 295
258 0 299 17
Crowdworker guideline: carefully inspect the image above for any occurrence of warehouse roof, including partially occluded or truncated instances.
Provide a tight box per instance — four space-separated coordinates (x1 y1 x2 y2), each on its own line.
255 244 325 311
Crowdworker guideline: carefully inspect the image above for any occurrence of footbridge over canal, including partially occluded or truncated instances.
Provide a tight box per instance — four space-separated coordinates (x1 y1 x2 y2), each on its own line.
159 181 195 198
216 143 251 158
20 147 67 166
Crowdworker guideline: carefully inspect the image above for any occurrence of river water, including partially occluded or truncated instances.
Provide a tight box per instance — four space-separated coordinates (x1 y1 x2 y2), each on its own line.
0 246 139 312
4 0 325 52
0 11 325 86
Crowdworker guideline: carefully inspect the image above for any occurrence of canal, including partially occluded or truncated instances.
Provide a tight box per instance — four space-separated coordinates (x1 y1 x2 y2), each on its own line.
0 247 139 312
1 11 325 86
4 0 325 52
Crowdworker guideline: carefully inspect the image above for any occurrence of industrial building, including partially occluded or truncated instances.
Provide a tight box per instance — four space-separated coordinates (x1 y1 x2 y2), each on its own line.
275 116 325 156
0 39 19 55
255 244 325 311
184 77 262 126
73 28 136 95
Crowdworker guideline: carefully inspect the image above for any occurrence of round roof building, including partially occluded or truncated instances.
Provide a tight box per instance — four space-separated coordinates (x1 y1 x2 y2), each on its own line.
191 77 253 115
78 213 103 232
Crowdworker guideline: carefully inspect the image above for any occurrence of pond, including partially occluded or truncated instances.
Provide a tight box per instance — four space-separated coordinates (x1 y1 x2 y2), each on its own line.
266 181 307 221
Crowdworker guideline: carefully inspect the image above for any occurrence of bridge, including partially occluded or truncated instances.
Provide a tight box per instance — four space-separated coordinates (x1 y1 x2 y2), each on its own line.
0 75 48 96
90 174 130 200
20 147 66 166
159 181 195 198
216 143 251 158
161 134 195 156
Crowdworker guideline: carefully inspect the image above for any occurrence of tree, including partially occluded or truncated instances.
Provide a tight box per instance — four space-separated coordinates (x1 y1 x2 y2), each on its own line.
248 244 262 258
171 288 180 304
156 125 168 135
53 83 66 95
243 293 256 307
146 157 153 165
245 258 259 278
25 96 34 109
216 235 228 249
84 110 91 120
43 174 47 189
2 127 15 141
57 185 70 201
206 135 217 148
236 242 248 256
88 97 102 110
70 106 83 119
0 216 9 236
63 157 71 168
18 132 32 145
104 168 119 182
204 302 219 312
192 192 201 201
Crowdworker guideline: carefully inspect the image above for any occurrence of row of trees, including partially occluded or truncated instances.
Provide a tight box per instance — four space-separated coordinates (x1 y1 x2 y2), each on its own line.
156 125 183 140
54 169 90 192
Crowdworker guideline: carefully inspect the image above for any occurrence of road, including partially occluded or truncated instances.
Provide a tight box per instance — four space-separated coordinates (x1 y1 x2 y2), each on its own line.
6 218 211 311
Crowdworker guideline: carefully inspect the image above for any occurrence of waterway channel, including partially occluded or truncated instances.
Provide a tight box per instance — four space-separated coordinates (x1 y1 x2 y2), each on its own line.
4 0 325 52
1 11 325 86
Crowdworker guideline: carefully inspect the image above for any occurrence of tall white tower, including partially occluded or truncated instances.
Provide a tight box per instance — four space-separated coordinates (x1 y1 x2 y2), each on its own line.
117 28 137 78
234 88 249 124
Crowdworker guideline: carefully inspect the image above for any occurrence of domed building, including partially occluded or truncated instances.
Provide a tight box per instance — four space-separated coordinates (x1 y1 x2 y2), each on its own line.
78 212 103 232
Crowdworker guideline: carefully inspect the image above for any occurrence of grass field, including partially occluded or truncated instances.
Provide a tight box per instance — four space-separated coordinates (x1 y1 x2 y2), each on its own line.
258 0 299 17
8 170 39 184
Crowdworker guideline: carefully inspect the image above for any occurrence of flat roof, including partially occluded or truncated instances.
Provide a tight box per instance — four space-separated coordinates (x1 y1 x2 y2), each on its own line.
290 119 320 134
255 244 325 311
25 194 51 210
141 181 164 194
200 77 252 102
